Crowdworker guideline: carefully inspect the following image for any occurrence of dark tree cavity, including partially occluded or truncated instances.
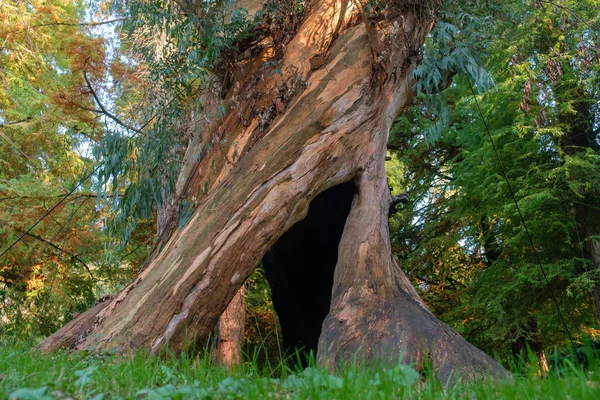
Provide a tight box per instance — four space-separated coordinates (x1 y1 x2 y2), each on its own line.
262 182 355 365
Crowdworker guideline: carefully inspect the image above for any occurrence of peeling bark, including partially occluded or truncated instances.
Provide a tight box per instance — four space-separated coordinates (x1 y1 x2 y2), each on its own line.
40 0 506 382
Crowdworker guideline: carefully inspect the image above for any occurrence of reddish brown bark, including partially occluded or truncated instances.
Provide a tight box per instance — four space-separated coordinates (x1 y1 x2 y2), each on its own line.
40 0 506 382
214 287 245 367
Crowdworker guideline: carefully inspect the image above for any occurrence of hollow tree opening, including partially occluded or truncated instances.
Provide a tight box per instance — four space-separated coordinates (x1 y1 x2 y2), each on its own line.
261 181 355 363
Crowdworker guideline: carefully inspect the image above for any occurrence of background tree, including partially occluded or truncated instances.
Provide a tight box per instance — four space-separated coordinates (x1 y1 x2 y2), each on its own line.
389 0 600 365
0 0 152 336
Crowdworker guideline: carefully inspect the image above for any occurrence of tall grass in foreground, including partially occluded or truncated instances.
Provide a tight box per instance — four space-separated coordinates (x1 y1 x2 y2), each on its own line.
1 338 599 399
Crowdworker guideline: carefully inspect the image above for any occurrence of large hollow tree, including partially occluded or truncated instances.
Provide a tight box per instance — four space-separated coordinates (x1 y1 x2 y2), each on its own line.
40 0 506 382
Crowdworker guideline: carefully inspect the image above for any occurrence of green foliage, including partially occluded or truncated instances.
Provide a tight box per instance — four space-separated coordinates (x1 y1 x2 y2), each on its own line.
96 0 307 248
95 0 269 247
390 0 600 362
0 0 152 338
1 339 600 399
243 267 283 368
413 1 496 142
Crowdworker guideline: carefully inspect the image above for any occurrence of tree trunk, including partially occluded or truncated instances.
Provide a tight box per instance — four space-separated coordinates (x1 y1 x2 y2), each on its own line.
559 93 600 322
39 0 506 382
214 286 245 368
578 203 600 322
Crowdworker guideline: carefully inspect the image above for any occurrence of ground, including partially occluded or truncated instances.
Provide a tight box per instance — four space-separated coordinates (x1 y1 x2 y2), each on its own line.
2 339 599 399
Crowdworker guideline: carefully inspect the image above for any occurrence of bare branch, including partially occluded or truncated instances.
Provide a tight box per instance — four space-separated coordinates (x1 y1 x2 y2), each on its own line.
31 18 126 28
0 117 33 128
0 192 117 203
18 229 96 280
83 71 145 136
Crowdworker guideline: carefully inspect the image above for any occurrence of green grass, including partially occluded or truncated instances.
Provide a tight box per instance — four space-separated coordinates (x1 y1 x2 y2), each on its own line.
1 339 599 399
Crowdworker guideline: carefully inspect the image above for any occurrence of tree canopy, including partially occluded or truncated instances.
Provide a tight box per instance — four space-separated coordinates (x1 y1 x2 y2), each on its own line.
388 0 600 362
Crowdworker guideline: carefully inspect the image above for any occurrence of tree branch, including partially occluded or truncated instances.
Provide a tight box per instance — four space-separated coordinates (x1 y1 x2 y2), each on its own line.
387 143 405 151
83 71 145 136
0 117 33 128
0 192 117 203
118 242 148 264
537 0 600 31
32 18 126 28
389 193 409 216
17 230 96 280
0 130 30 161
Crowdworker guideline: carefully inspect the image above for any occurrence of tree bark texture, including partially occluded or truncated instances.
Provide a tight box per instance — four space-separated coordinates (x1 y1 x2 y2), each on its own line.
214 286 245 367
40 0 506 382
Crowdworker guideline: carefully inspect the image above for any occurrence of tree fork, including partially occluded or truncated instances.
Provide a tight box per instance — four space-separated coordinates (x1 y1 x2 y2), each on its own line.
40 0 506 382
